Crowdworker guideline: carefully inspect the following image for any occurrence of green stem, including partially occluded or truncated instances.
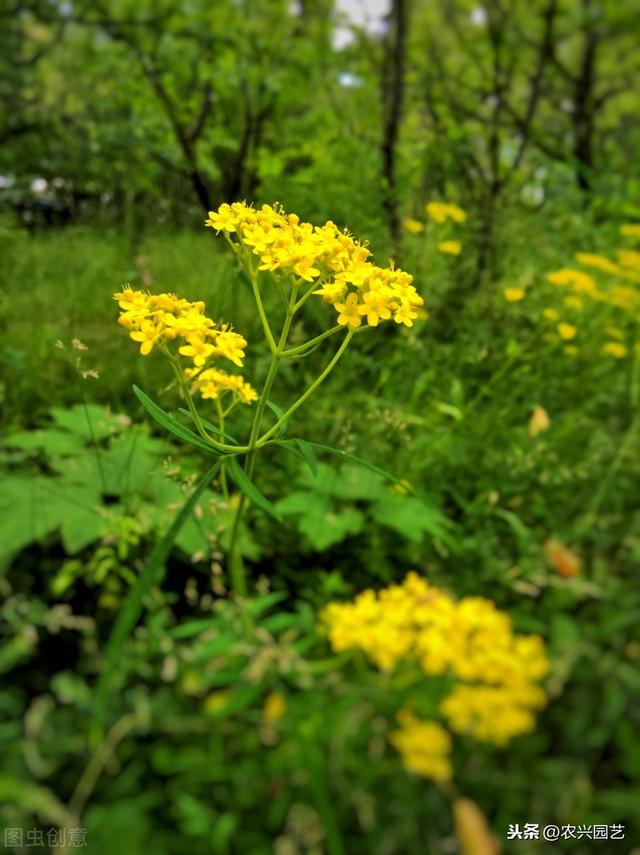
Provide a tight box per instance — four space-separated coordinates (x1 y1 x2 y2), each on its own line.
167 352 245 453
257 329 353 446
281 325 342 358
215 398 230 500
226 288 297 607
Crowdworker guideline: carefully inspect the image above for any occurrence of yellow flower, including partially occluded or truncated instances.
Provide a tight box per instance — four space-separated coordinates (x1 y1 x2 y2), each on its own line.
441 684 545 745
602 341 627 359
426 201 467 223
529 405 550 438
563 296 583 309
263 692 287 723
454 798 501 855
114 287 252 391
617 249 640 271
620 223 640 238
322 573 548 748
504 287 525 302
205 203 238 233
438 240 462 255
202 690 233 713
389 711 452 781
557 323 577 341
207 201 422 331
542 308 559 321
129 319 162 356
335 292 367 327
547 268 598 296
361 289 392 326
393 304 419 327
403 217 424 234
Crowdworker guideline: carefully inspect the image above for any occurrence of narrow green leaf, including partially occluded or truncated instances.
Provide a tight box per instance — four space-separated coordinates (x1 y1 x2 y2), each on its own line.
226 457 281 521
272 437 318 476
132 386 216 454
265 399 288 438
294 439 318 476
91 458 222 744
280 439 399 485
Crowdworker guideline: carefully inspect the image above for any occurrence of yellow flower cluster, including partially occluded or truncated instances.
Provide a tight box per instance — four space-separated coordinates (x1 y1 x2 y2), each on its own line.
438 240 462 256
322 572 548 757
389 710 452 781
426 202 467 224
544 243 640 357
114 287 255 403
206 202 423 328
441 683 546 746
185 367 257 405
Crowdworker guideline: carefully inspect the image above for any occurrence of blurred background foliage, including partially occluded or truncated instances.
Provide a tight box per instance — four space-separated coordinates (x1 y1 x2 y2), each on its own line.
1 0 640 853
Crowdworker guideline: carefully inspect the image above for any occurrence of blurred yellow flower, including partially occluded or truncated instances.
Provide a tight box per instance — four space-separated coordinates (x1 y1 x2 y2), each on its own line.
557 323 577 340
602 342 627 359
563 296 583 309
263 691 287 722
203 689 233 713
543 308 559 320
564 345 578 356
547 268 598 296
389 711 453 781
323 573 548 748
617 249 640 270
504 287 525 302
403 217 424 234
529 405 550 438
438 240 462 255
620 223 640 238
454 798 501 855
426 201 467 223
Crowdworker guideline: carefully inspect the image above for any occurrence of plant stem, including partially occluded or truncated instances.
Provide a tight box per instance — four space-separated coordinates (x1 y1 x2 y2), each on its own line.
215 398 229 499
281 325 342 357
257 329 353 446
167 352 245 453
226 288 297 607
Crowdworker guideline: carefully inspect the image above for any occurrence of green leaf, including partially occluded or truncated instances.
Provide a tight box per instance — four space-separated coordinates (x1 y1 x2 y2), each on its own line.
3 429 85 457
133 386 217 454
299 440 400 485
265 399 288 438
91 458 223 744
277 491 364 549
170 618 225 639
272 437 318 475
226 457 281 521
293 439 318 475
50 403 126 442
371 495 454 546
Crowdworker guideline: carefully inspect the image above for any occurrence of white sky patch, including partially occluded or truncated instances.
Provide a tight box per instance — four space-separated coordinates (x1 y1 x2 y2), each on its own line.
334 0 390 49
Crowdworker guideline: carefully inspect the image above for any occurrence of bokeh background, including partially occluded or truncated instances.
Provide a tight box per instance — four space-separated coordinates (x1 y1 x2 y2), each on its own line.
1 1 640 853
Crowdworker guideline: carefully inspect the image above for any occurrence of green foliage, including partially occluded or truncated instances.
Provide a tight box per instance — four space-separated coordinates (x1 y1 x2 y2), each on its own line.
276 462 453 551
2 0 640 850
